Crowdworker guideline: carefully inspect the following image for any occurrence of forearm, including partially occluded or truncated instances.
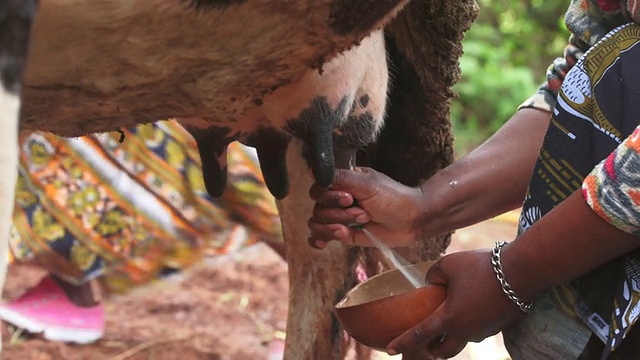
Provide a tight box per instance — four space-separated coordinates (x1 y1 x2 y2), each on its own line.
416 108 551 237
503 190 640 302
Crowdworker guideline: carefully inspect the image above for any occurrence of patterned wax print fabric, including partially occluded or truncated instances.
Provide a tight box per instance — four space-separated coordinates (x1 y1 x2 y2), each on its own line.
519 0 640 113
10 121 281 293
504 24 640 360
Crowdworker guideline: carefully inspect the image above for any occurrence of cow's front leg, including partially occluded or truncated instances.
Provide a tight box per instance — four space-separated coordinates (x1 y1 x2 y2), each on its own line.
0 0 38 351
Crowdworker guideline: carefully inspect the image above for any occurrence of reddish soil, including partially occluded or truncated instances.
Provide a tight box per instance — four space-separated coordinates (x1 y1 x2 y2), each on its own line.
0 215 519 360
1 244 289 360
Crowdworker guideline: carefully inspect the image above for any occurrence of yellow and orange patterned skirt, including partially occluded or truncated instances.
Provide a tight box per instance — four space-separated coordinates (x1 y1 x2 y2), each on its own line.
9 120 282 293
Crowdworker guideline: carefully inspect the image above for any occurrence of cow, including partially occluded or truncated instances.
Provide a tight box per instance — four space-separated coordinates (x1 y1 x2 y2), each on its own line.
0 0 478 358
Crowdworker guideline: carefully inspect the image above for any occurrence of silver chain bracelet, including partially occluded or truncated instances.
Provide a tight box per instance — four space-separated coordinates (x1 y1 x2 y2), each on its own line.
491 241 533 313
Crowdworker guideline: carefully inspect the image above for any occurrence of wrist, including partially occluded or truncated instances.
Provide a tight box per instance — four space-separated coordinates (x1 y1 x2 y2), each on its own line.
407 184 431 235
498 240 543 303
491 241 534 312
411 170 460 238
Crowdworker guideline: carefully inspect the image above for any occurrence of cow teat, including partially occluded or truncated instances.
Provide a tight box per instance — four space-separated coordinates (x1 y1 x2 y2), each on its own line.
187 126 237 197
245 127 291 200
286 96 351 189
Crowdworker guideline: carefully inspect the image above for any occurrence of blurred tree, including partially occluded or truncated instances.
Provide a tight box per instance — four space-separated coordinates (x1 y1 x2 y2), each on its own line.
452 0 570 153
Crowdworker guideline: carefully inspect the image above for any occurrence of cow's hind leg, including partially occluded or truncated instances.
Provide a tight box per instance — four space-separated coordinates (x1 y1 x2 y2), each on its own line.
277 29 390 359
278 140 353 360
0 0 38 351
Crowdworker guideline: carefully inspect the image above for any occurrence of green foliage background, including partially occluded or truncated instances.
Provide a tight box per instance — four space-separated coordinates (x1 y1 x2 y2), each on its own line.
452 0 571 154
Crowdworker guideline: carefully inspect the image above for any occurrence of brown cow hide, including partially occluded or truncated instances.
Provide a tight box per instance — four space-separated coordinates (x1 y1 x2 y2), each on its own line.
21 0 409 135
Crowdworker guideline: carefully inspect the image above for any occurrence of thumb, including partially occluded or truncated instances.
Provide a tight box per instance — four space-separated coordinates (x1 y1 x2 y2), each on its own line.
386 302 449 355
330 167 380 200
425 258 448 286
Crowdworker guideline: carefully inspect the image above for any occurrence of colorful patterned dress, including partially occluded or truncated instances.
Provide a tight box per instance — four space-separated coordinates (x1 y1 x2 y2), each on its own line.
505 22 640 360
9 120 282 294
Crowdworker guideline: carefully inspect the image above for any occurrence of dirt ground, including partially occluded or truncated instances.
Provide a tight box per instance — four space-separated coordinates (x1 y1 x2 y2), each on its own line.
0 213 519 360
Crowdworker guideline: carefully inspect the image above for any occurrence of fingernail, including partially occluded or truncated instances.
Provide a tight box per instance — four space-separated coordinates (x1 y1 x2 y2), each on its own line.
387 349 397 356
333 229 344 238
338 194 353 207
354 214 369 224
345 207 363 216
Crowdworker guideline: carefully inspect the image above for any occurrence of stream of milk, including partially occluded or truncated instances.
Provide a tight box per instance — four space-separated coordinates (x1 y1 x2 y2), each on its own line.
361 228 423 288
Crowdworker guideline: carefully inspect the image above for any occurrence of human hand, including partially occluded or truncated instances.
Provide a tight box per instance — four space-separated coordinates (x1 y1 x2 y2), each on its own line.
307 167 425 249
386 250 524 358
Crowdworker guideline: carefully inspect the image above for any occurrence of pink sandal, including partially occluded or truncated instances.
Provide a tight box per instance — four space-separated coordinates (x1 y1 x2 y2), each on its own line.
0 276 104 344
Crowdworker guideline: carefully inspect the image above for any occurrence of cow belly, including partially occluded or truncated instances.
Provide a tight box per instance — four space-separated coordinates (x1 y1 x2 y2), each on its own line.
23 0 406 137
